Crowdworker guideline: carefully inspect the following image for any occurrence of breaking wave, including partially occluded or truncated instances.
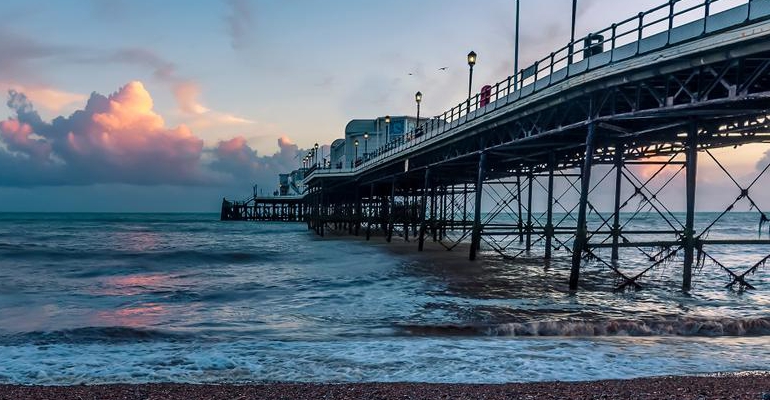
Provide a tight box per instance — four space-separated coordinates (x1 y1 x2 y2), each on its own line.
400 317 770 337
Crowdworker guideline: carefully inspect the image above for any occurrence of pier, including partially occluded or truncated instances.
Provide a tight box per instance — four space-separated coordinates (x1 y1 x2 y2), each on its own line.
221 196 304 222
227 0 770 292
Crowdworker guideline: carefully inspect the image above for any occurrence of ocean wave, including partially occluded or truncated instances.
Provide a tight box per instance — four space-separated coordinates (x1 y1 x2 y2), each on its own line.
1 327 193 345
1 246 274 265
398 317 770 337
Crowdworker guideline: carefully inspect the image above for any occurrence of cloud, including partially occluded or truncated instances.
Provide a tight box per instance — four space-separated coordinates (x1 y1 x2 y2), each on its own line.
106 48 177 81
226 0 256 50
0 28 76 84
211 135 304 187
0 82 86 114
757 150 770 172
172 80 254 130
0 81 206 185
173 81 209 115
100 49 253 125
0 82 303 190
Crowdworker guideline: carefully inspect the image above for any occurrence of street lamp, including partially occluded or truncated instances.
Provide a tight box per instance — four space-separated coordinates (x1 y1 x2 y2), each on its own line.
363 132 369 158
354 139 359 166
314 143 319 167
384 115 391 144
415 91 422 135
467 50 477 112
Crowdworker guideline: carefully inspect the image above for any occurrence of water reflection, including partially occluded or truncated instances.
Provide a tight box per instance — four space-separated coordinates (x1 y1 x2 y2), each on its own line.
95 303 166 328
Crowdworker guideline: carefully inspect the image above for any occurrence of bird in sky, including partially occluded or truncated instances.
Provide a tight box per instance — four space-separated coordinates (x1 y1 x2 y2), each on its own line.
438 67 448 71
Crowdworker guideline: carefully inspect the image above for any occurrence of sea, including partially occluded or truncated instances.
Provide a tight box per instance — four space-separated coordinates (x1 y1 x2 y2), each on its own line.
0 212 767 385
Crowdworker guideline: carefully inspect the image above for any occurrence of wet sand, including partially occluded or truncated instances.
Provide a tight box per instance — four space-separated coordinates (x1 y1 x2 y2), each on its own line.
2 374 768 400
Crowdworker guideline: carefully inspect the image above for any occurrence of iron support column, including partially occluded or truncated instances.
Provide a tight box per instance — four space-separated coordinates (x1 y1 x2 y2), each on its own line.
611 143 624 261
419 168 431 251
526 171 533 252
439 186 446 241
545 155 555 260
387 178 396 243
470 153 488 261
404 191 410 242
569 123 597 290
463 183 468 235
355 186 361 236
517 173 524 242
431 185 438 242
319 184 325 237
683 123 698 291
366 184 374 241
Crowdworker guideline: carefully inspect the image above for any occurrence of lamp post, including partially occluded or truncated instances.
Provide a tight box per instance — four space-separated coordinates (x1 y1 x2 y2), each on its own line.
384 115 391 145
363 132 369 158
314 143 319 167
569 0 578 64
467 51 477 112
514 0 520 89
415 91 422 136
354 139 359 167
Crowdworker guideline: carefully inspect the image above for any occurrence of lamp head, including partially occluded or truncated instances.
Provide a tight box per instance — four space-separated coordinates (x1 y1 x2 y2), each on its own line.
314 143 319 150
467 51 477 67
385 115 391 124
415 91 422 104
364 132 369 140
354 139 359 147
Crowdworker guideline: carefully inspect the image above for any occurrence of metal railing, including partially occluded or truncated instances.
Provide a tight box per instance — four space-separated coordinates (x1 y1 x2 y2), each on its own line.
310 0 763 177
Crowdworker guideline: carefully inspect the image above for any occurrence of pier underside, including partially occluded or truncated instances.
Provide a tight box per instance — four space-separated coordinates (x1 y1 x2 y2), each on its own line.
304 45 770 292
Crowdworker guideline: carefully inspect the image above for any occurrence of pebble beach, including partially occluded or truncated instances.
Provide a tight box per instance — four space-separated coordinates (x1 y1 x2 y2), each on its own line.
2 374 769 400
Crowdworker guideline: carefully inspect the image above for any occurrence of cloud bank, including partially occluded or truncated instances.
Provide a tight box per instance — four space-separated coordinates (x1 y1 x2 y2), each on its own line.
0 81 302 188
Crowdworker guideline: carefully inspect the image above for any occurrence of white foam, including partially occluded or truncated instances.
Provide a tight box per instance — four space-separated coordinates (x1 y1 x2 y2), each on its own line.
0 337 768 385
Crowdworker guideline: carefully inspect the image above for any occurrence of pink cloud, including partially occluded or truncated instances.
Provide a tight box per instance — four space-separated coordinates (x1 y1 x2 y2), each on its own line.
0 81 205 185
173 81 254 129
211 135 305 186
0 83 86 114
173 81 209 115
0 119 51 162
0 81 305 188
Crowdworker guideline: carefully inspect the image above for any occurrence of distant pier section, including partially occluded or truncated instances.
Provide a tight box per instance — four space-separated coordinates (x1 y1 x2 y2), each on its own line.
220 195 304 222
221 168 306 221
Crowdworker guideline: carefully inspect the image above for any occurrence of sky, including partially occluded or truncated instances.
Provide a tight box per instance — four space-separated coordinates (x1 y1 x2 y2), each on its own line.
0 0 767 212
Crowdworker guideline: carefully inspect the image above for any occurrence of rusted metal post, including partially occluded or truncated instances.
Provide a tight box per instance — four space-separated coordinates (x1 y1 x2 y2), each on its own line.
545 155 555 260
611 143 624 261
419 168 431 251
470 152 488 261
570 122 596 290
683 122 698 291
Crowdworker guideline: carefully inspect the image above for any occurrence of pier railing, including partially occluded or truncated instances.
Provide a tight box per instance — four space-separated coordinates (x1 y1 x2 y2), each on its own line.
308 0 767 178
